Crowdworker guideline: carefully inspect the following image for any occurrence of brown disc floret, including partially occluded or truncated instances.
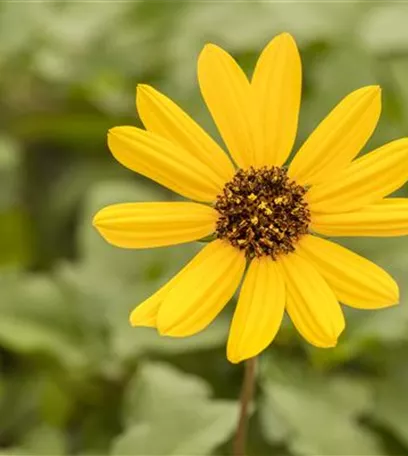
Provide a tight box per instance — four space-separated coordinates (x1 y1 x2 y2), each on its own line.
214 166 310 259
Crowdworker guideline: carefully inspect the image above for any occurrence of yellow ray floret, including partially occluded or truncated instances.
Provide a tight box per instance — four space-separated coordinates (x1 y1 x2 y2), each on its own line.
288 86 381 186
307 138 408 213
136 84 235 183
296 235 399 309
279 252 345 348
108 126 224 202
227 257 285 363
311 198 408 237
93 202 218 249
251 33 301 167
198 44 256 169
158 240 246 337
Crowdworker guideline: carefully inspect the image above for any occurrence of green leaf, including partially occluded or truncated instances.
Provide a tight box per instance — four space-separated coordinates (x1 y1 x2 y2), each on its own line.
0 3 49 62
372 364 408 447
299 47 378 144
0 209 32 267
39 377 74 428
113 315 229 360
389 58 408 127
0 135 21 209
260 356 383 455
0 273 88 369
16 425 65 456
113 362 238 455
360 5 408 55
56 253 226 365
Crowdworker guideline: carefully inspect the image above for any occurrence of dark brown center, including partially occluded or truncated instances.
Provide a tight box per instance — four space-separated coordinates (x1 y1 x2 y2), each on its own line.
214 166 310 259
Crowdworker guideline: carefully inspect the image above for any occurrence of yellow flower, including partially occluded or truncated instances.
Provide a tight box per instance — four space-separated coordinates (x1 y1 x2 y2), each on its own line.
93 33 407 363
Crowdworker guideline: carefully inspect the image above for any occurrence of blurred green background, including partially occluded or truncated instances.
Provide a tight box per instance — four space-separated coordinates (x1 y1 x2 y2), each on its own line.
1 1 408 455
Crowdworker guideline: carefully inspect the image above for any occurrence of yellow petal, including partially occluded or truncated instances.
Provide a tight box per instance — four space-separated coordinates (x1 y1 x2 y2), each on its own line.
289 86 381 185
93 202 217 249
307 138 408 213
311 198 408 237
129 245 208 327
198 44 256 168
227 257 285 364
251 33 301 167
129 292 163 328
157 240 246 337
296 235 399 309
108 126 223 202
136 84 235 184
129 248 198 327
278 252 345 347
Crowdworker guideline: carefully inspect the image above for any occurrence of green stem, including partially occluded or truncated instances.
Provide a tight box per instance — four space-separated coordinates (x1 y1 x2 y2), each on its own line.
232 357 257 456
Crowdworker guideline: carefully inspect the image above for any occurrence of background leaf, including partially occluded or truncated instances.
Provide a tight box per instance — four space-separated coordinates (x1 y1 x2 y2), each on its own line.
113 363 238 455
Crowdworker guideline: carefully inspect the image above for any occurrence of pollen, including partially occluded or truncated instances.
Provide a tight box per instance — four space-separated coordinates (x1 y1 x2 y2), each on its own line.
214 166 310 259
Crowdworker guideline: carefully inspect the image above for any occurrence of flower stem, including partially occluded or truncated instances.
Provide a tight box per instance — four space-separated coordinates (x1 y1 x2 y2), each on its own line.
232 357 257 456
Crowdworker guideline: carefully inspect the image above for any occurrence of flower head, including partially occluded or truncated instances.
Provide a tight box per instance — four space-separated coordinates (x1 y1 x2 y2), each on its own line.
93 33 406 363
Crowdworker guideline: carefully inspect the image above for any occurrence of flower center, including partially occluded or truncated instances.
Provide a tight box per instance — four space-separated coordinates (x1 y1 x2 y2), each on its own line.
214 166 310 259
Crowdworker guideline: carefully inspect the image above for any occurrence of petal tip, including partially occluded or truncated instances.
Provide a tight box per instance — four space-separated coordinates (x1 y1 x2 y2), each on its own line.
200 43 224 59
358 84 380 92
202 43 217 51
316 333 341 349
136 84 154 115
129 307 157 328
156 313 171 335
227 354 241 364
277 32 296 44
389 283 400 306
92 210 104 230
317 336 339 348
372 85 382 102
129 317 143 328
129 312 139 327
372 271 400 308
92 214 98 228
137 83 150 91
335 319 346 340
107 127 120 138
327 339 338 348
226 344 246 364
366 84 382 97
136 83 154 99
157 323 172 337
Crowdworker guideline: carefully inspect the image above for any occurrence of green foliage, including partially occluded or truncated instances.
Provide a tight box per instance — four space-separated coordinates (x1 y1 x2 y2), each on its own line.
260 356 382 455
0 1 408 455
114 363 238 455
